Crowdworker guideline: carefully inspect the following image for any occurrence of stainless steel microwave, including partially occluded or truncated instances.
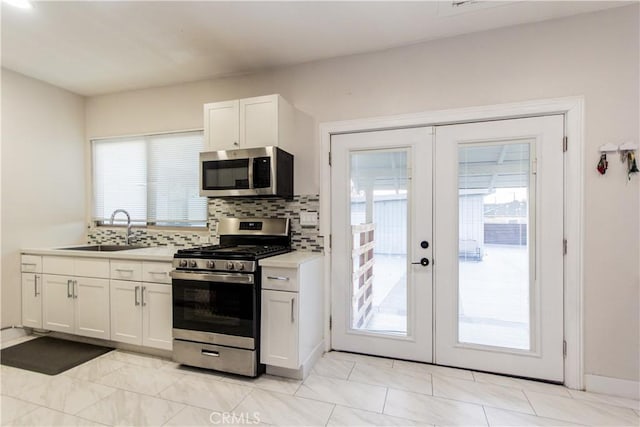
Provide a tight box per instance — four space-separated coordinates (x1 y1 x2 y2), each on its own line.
199 146 293 198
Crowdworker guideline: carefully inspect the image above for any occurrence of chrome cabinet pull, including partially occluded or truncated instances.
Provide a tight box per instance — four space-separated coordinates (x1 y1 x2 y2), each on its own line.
33 275 38 297
67 279 73 298
201 349 220 357
141 286 147 306
291 297 295 323
115 268 135 273
134 286 140 306
267 276 290 281
73 280 78 299
148 271 167 275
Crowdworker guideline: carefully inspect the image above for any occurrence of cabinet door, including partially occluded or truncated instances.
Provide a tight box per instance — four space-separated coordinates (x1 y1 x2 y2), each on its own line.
142 283 172 350
21 273 42 328
75 277 110 339
204 100 240 151
261 289 298 369
110 280 142 345
42 275 74 333
240 95 278 149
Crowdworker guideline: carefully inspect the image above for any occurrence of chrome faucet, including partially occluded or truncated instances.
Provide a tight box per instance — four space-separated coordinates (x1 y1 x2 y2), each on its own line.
110 209 135 245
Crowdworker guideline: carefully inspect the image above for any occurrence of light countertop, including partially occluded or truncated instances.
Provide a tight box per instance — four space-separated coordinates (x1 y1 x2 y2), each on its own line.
260 251 323 268
22 245 177 262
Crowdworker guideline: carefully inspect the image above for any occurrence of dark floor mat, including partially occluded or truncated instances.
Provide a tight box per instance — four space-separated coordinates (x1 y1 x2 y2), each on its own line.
1 336 113 375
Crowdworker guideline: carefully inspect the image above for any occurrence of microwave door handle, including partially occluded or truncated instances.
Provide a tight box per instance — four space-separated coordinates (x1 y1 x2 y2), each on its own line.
248 156 254 190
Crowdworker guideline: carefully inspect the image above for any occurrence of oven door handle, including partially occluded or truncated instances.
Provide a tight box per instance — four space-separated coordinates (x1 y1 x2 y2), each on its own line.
170 270 255 284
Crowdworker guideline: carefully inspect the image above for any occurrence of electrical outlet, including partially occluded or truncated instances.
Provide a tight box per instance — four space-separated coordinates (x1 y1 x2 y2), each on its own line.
300 212 318 226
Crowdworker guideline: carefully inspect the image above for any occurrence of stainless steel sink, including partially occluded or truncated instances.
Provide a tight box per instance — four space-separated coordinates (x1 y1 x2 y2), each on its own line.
59 245 145 252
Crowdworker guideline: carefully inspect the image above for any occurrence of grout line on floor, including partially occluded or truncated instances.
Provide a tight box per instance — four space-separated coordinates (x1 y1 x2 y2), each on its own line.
522 388 539 416
381 387 390 415
160 403 188 427
0 394 43 425
481 405 491 426
324 404 337 426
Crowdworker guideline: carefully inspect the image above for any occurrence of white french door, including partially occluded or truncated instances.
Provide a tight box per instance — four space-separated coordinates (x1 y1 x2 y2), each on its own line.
433 115 564 382
329 115 564 381
330 127 434 362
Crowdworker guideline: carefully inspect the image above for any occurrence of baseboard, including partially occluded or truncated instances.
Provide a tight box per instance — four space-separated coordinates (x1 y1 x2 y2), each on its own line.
0 326 28 343
584 374 640 399
266 340 325 380
46 331 173 360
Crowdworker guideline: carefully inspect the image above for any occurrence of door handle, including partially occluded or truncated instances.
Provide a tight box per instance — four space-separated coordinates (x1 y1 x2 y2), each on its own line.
412 258 430 267
134 286 140 306
291 298 295 323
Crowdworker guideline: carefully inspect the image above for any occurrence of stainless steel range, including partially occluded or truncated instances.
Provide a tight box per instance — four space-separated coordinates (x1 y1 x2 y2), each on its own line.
170 218 291 377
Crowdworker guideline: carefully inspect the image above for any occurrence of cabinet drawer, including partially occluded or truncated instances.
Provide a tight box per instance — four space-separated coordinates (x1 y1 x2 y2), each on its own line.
42 256 109 278
142 262 172 284
173 340 257 377
110 260 142 281
43 256 75 275
262 267 299 292
21 255 42 273
76 258 110 278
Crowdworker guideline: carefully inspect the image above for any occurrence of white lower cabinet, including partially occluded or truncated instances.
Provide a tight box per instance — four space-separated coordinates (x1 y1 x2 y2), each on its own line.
75 277 111 339
141 282 172 349
42 274 110 339
260 254 324 376
21 255 43 328
110 266 172 351
261 290 299 368
110 280 143 345
21 273 42 328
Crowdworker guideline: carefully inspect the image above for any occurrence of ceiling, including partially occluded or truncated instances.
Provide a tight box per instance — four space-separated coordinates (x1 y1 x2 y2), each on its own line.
1 1 629 96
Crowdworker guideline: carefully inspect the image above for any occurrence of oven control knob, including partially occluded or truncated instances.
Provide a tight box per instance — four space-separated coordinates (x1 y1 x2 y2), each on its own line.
236 262 245 271
189 260 197 268
227 262 235 270
179 260 188 268
207 260 215 269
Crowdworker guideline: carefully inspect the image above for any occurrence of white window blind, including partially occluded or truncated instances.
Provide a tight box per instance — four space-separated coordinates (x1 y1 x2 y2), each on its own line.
92 131 207 228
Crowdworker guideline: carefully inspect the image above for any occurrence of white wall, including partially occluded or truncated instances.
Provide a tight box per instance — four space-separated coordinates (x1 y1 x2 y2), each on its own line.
86 5 637 382
1 69 86 328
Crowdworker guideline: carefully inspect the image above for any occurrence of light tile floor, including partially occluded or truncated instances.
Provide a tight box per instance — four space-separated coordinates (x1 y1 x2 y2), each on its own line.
1 344 639 426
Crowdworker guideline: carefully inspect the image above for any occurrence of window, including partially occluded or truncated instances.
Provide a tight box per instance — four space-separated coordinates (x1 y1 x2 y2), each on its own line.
92 131 207 228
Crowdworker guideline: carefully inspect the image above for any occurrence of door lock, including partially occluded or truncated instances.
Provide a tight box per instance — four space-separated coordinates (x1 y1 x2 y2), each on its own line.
412 258 430 266
420 241 429 249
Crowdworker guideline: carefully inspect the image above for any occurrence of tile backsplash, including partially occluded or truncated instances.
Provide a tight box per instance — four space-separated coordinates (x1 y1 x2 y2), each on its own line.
88 194 323 252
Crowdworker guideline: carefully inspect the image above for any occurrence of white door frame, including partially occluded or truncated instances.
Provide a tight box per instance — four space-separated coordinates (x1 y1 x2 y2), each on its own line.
320 96 584 390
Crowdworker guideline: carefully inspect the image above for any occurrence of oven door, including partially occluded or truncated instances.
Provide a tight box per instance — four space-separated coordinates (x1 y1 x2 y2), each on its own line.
171 271 257 349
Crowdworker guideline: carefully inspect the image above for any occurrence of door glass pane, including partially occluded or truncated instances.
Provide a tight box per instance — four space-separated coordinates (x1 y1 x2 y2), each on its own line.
458 142 532 350
350 149 408 335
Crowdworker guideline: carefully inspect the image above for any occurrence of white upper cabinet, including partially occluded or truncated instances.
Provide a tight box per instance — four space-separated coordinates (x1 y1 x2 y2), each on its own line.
204 99 240 151
204 94 295 153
